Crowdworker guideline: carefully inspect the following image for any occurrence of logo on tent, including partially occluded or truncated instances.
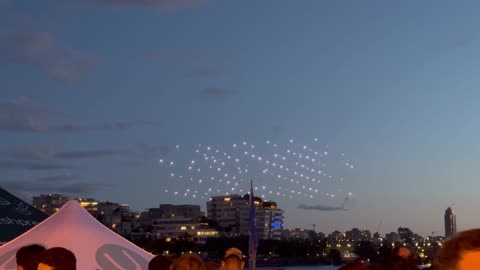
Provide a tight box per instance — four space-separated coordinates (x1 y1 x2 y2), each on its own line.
0 198 11 206
16 202 31 216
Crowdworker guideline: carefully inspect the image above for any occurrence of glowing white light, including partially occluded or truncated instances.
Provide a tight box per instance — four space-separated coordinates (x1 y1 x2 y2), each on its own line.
176 145 180 149
289 139 294 143
207 146 211 151
266 140 270 144
235 158 240 162
170 173 175 177
159 159 164 164
314 138 318 142
169 161 174 166
324 151 328 155
243 141 247 145
198 180 203 183
233 144 237 148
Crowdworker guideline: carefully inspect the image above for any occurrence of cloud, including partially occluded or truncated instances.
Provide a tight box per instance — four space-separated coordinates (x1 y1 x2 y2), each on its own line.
136 143 171 155
9 147 130 161
200 87 234 99
0 31 100 84
119 161 146 167
96 0 207 10
56 149 129 159
134 48 209 61
1 180 110 194
185 68 223 78
448 37 474 49
297 196 351 211
101 121 160 131
0 161 71 170
297 204 348 211
0 99 159 133
37 174 79 182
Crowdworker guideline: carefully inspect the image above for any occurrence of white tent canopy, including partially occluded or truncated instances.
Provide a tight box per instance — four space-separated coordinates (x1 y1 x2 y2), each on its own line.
0 200 153 270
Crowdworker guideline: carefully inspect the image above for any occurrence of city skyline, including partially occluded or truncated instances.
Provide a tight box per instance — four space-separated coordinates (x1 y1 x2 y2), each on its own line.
25 190 450 238
2 0 480 237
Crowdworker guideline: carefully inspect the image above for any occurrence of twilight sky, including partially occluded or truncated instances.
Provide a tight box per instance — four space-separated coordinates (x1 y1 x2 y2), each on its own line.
2 0 480 237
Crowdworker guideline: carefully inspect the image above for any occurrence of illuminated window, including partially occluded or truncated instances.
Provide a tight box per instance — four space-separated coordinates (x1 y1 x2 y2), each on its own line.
180 226 187 230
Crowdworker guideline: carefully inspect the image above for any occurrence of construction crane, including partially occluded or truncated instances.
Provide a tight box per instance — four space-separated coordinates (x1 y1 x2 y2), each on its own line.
376 220 383 234
307 224 317 232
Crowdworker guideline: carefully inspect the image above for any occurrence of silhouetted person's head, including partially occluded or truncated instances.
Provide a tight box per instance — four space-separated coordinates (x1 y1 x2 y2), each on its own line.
170 254 206 270
16 244 46 270
149 254 171 270
338 259 372 270
205 261 220 270
393 246 416 262
221 248 245 270
36 247 76 270
381 256 419 270
433 229 480 270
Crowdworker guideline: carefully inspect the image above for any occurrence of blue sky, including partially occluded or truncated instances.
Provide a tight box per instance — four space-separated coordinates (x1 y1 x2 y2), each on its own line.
2 0 480 236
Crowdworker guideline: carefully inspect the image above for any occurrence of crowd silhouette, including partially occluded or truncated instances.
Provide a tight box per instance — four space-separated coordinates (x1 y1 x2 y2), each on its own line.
13 228 480 270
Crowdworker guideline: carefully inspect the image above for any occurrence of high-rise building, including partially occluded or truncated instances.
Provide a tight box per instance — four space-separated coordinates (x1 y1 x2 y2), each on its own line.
207 194 284 240
444 207 456 238
158 204 202 219
32 194 69 215
75 198 99 216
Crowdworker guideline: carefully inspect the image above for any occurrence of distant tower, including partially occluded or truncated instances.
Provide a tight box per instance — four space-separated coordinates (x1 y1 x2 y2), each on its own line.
444 207 457 238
